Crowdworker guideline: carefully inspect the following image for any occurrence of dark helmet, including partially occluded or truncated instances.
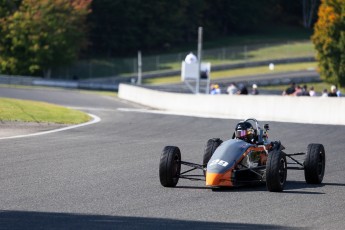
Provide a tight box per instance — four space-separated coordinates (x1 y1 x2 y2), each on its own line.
234 121 255 142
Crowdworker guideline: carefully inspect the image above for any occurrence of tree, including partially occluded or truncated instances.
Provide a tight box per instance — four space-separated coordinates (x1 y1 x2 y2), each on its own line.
0 0 92 77
202 0 275 37
88 0 205 57
87 0 277 57
312 0 345 87
0 0 21 17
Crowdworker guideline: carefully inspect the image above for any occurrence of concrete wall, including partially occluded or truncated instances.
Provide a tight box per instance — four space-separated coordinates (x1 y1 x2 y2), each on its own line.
118 83 345 125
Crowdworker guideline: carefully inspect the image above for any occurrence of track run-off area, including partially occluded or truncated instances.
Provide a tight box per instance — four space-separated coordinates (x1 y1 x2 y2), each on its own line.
0 87 344 229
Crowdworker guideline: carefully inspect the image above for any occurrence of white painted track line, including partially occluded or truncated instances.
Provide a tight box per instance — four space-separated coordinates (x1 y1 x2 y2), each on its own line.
0 113 101 140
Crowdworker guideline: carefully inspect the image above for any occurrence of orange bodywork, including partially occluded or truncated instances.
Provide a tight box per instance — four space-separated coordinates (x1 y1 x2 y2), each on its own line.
206 170 233 186
206 145 270 187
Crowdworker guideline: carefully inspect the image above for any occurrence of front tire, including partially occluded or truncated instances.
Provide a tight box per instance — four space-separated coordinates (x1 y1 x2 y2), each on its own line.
159 146 181 187
304 143 325 184
266 149 287 192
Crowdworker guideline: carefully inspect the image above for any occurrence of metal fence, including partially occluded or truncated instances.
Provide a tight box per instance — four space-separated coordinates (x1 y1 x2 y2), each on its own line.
50 40 315 80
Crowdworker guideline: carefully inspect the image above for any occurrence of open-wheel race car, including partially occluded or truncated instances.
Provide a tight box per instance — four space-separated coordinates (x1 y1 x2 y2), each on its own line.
159 118 326 192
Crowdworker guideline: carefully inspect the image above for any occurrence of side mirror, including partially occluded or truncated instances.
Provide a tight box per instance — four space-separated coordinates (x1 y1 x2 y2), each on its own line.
264 124 269 130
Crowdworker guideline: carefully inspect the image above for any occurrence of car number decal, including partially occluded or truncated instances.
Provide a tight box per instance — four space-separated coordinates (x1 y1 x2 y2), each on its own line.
209 159 229 167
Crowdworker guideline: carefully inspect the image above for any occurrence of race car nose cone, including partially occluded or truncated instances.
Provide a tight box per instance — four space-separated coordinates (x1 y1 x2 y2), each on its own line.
206 171 233 187
206 172 222 186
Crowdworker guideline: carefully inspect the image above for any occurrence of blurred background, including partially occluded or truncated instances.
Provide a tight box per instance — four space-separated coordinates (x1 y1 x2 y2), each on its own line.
0 0 343 91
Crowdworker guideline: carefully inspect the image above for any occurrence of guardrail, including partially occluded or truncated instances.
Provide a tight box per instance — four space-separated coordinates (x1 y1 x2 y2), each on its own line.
118 83 345 126
0 75 121 90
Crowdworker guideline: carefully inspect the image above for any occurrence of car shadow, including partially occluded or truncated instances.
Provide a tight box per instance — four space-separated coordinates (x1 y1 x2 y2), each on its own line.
175 185 210 190
282 181 345 194
0 210 299 230
322 182 345 187
174 180 344 194
284 181 324 190
210 183 267 193
176 183 267 192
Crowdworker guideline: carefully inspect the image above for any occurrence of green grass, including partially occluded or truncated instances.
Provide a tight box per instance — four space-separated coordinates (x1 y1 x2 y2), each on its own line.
144 62 317 85
0 97 91 124
132 41 316 74
201 41 314 65
245 41 314 61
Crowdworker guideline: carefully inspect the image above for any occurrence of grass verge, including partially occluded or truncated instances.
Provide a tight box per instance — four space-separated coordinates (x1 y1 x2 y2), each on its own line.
0 97 91 124
144 62 317 85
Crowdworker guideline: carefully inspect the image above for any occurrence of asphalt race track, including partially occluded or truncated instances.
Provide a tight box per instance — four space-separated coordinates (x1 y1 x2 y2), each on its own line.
0 87 345 229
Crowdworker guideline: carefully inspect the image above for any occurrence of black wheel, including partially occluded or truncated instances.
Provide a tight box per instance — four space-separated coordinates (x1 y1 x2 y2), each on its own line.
159 146 181 187
266 149 287 192
203 138 223 166
304 143 325 184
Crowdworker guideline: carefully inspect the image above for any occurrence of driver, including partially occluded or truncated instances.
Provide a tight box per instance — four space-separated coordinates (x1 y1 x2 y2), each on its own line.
234 121 256 143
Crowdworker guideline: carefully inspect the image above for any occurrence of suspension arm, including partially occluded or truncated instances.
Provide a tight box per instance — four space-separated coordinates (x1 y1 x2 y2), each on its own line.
180 161 205 170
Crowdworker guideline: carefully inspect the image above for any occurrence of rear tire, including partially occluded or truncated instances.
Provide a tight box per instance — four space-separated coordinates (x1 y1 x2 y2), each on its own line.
159 146 181 187
203 138 223 166
304 144 325 184
203 138 222 176
266 149 287 192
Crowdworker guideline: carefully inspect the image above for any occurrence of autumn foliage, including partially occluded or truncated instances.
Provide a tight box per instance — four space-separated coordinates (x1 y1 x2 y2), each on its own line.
312 0 345 87
0 0 91 76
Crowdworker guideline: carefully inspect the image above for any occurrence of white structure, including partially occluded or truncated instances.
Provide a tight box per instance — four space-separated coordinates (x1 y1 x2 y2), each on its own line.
181 61 211 94
184 52 198 64
181 61 199 81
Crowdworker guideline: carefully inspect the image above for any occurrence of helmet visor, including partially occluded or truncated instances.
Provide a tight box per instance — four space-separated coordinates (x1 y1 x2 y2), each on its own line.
235 130 247 138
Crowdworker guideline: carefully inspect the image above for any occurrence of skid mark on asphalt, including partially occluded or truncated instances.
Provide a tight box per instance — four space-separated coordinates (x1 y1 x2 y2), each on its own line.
0 114 101 140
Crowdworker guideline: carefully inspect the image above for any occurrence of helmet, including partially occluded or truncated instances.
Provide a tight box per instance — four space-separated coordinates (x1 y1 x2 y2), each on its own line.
234 121 255 143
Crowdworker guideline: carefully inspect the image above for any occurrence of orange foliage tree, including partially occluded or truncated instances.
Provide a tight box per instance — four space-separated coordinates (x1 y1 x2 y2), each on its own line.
0 0 91 77
312 0 345 87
